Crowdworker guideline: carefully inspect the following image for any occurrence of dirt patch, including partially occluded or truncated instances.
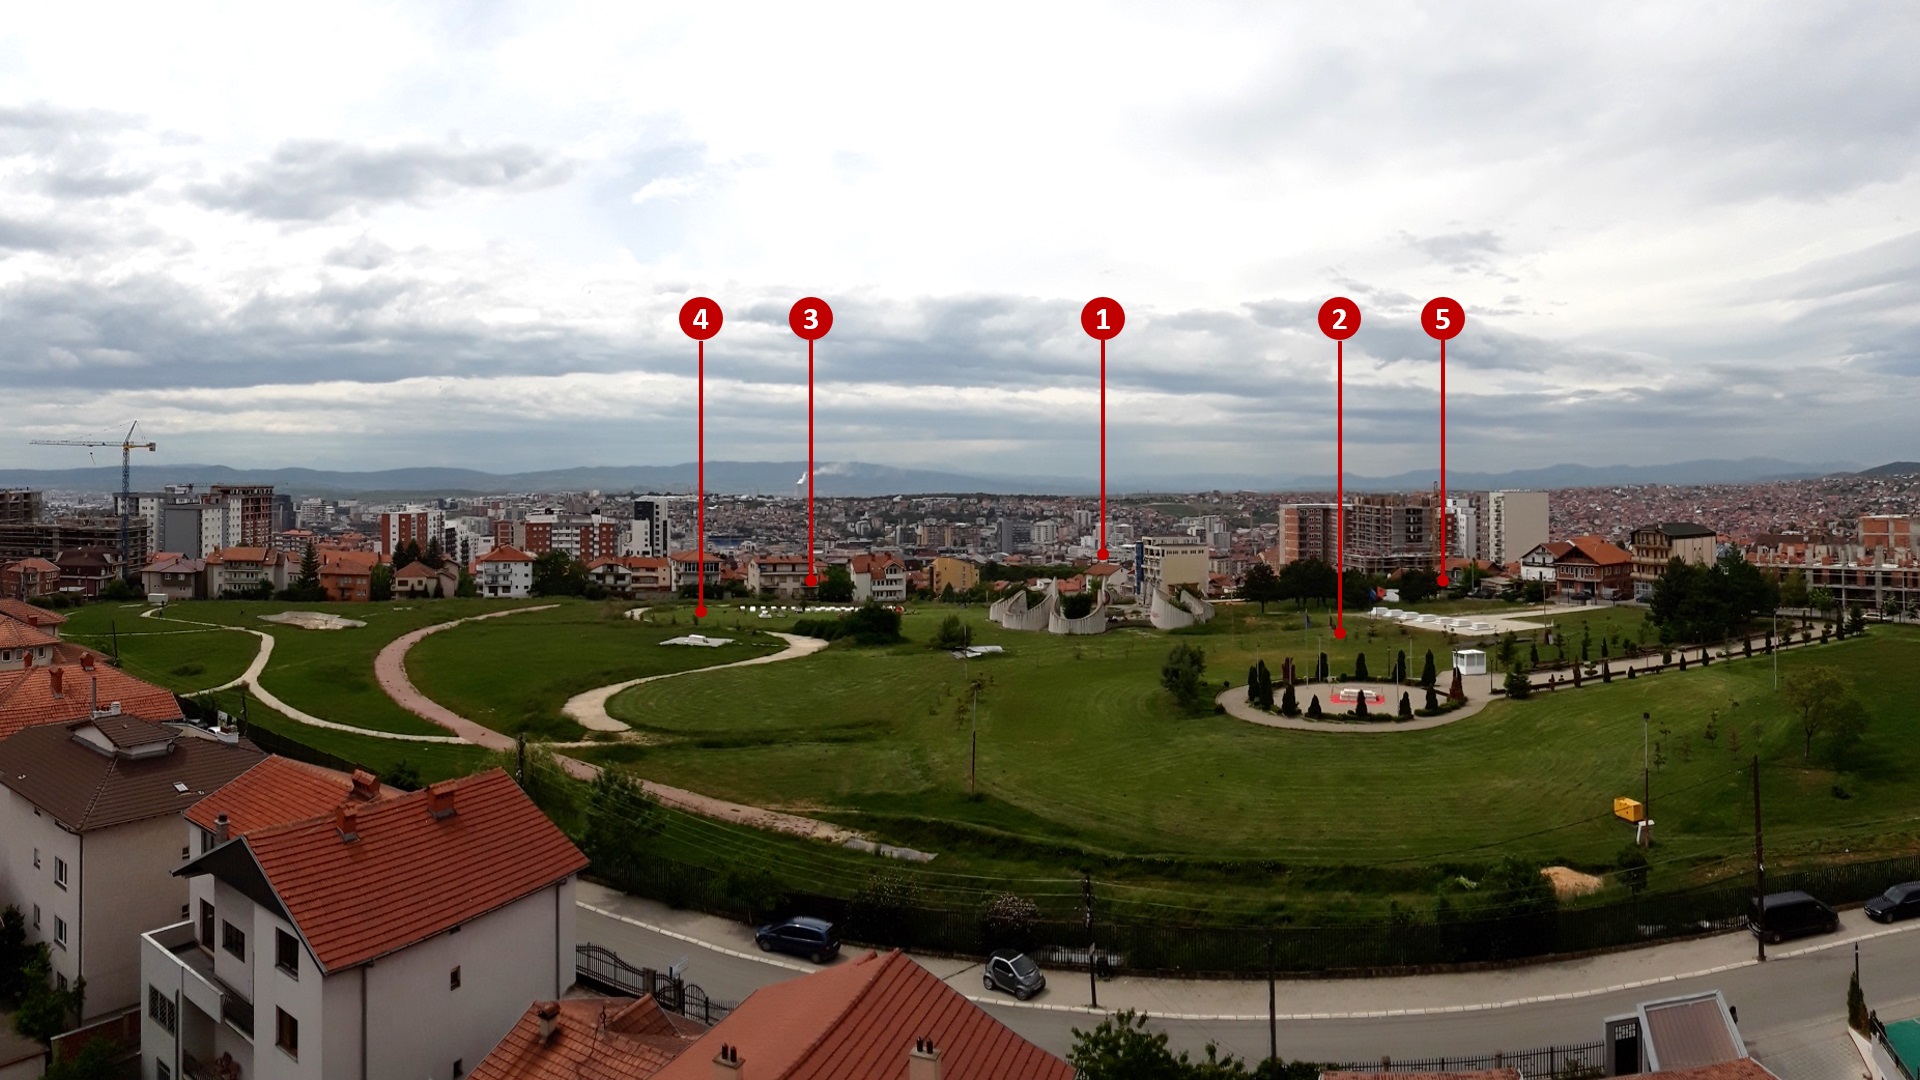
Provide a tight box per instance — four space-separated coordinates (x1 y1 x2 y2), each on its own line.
1541 865 1604 898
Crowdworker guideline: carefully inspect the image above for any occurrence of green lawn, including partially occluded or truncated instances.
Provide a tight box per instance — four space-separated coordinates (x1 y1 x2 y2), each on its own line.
600 609 1920 878
406 603 788 740
59 603 261 693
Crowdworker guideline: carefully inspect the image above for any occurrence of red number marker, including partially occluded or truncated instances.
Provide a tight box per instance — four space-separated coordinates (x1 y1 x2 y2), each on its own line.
1421 298 1464 587
790 298 834 587
1081 298 1124 562
1318 297 1361 639
679 297 723 618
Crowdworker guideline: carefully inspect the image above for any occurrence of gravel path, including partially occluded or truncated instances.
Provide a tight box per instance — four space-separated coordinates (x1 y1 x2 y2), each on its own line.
562 631 830 732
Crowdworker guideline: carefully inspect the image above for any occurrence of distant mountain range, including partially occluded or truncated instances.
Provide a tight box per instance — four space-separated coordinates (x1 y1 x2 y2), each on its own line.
0 456 1877 498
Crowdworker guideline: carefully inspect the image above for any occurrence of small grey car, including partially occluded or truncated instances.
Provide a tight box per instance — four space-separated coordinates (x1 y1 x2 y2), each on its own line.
982 949 1046 1000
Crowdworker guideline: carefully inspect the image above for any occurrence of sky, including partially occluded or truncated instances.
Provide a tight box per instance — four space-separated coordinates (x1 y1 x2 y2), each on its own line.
2 2 1917 485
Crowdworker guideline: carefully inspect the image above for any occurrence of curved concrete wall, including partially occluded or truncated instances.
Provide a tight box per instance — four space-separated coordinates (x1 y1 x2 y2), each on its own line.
989 584 1055 631
1149 586 1216 630
1049 594 1109 635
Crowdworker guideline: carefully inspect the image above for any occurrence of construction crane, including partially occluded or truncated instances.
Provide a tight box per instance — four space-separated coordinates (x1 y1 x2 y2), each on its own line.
29 422 156 580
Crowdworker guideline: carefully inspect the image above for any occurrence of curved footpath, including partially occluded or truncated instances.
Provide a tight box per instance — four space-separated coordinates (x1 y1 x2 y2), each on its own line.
1217 679 1491 733
561 631 830 732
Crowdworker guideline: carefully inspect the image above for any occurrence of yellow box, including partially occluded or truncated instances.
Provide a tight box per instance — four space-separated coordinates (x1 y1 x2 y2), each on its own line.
1613 797 1646 823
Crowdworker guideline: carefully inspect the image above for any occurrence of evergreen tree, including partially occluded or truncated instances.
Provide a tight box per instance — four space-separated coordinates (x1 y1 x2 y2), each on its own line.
1395 649 1408 682
1354 693 1369 718
1305 694 1323 719
1424 684 1440 712
422 536 447 570
394 539 421 570
1316 652 1329 682
1448 669 1465 702
1398 691 1413 719
1279 682 1299 717
1256 660 1273 710
1247 665 1260 706
299 541 320 590
1420 650 1437 688
1529 642 1539 666
1353 652 1370 681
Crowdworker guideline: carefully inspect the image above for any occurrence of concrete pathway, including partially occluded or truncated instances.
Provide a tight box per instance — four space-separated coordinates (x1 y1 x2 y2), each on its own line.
1217 678 1491 733
371 604 559 751
562 631 830 732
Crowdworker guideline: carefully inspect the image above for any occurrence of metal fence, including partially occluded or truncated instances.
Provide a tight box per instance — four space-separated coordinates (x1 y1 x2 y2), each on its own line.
576 942 736 1026
1324 1041 1606 1079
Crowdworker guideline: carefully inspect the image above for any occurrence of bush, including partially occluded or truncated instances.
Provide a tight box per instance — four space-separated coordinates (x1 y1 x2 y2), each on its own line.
848 870 921 944
1279 682 1299 717
1160 643 1208 714
1398 692 1413 719
980 892 1040 952
1060 592 1097 619
798 602 907 646
930 614 973 651
1504 669 1531 700
1305 694 1323 719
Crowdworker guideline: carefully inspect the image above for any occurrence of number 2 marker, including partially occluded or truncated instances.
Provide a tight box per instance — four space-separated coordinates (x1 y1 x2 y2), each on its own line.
789 298 834 588
1421 298 1464 587
1081 298 1124 562
678 297 722 619
1318 297 1361 640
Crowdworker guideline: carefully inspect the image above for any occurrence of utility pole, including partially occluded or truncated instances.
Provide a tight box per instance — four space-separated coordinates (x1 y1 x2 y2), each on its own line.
1083 874 1098 1009
1753 754 1766 962
516 733 527 786
1642 711 1652 848
1267 937 1277 1064
969 683 978 799
1772 611 1779 690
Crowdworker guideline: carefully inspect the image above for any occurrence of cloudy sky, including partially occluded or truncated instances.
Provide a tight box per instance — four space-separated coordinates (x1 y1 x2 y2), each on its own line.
2 3 1917 484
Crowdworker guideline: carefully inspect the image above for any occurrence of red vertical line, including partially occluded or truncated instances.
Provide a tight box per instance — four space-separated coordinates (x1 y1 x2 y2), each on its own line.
1440 336 1448 578
1336 339 1344 634
808 337 816 581
698 339 706 617
1100 337 1107 556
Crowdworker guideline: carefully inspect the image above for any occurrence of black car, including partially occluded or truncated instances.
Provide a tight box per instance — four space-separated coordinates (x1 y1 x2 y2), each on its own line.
1748 890 1839 944
981 949 1046 1000
1866 882 1920 923
754 917 840 963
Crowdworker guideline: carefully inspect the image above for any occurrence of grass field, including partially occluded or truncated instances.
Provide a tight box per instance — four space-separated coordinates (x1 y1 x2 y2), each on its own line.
59 603 264 693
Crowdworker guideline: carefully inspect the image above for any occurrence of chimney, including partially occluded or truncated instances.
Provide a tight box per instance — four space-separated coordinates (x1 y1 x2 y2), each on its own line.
49 668 63 697
909 1037 942 1080
214 813 231 844
21 650 31 670
712 1043 743 1078
537 1002 561 1045
427 779 457 820
80 652 95 672
350 769 381 802
336 804 359 842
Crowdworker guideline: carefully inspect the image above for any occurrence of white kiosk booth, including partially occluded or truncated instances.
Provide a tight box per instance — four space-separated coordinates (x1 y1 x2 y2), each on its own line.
1451 648 1487 676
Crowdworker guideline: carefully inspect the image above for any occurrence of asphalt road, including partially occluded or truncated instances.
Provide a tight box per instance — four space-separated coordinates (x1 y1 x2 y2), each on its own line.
578 903 1920 1071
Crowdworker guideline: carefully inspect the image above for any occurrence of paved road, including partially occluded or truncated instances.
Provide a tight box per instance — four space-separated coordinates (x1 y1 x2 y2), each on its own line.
575 888 1920 1075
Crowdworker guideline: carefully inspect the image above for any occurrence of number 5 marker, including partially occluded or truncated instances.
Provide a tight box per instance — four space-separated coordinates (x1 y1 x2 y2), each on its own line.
679 297 722 619
1421 297 1464 587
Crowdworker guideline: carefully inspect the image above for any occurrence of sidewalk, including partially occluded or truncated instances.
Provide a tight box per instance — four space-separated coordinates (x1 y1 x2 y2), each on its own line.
575 881 1920 1021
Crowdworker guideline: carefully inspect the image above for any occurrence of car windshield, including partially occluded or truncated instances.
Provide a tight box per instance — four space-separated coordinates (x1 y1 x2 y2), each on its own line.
1010 954 1038 977
1886 886 1912 902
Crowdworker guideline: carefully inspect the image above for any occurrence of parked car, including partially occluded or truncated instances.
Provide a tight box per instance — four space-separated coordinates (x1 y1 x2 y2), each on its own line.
754 917 841 963
1748 890 1839 943
981 949 1046 1000
1865 882 1920 923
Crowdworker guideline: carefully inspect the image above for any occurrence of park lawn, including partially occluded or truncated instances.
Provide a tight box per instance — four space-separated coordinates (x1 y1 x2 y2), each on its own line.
185 683 496 785
405 602 789 740
600 608 1920 878
58 602 261 692
136 598 556 735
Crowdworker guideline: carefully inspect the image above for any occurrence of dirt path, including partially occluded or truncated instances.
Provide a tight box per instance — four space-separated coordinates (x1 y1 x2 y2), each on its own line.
371 605 559 752
562 631 830 732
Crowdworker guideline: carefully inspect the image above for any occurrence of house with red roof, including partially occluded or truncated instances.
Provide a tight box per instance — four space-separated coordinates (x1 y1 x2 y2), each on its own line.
0 651 184 741
143 769 587 1080
1553 535 1634 602
206 546 290 598
141 554 210 601
747 555 810 598
0 597 67 636
0 716 264 1020
669 551 725 592
395 560 460 599
319 549 382 602
478 545 537 598
471 949 1073 1080
1 556 61 601
850 553 906 604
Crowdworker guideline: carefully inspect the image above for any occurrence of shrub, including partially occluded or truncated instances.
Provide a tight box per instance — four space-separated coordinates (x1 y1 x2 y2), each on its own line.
1398 692 1413 719
930 614 973 651
981 892 1040 952
1504 669 1531 700
1060 592 1097 620
1160 643 1208 714
1305 695 1323 719
1279 682 1299 717
1353 653 1370 681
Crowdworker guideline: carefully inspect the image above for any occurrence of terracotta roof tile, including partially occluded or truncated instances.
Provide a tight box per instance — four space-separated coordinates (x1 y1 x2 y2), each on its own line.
186 756 396 838
652 950 1073 1080
1654 1061 1778 1080
0 719 264 831
479 545 535 563
236 768 586 973
0 598 65 627
471 997 705 1080
0 620 60 651
1327 1072 1521 1080
0 662 183 740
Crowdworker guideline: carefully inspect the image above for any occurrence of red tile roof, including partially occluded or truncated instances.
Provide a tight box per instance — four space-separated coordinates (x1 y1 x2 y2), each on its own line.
186 756 396 838
0 620 60 651
471 996 706 1080
1563 534 1633 566
1327 1072 1520 1080
1653 1062 1778 1080
209 547 274 563
652 950 1073 1080
0 661 184 740
235 769 586 973
478 545 535 563
0 598 65 627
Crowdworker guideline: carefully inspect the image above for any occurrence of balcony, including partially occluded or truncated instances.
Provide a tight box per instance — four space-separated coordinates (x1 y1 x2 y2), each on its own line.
143 921 253 1041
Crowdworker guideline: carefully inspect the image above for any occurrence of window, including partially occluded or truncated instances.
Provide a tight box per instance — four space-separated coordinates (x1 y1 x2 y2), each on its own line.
148 985 177 1034
199 827 214 852
54 916 67 948
31 905 39 929
449 966 461 990
31 848 37 868
453 1059 464 1078
157 1062 171 1080
222 920 245 960
199 901 214 949
54 857 67 889
275 930 298 978
275 1008 298 1059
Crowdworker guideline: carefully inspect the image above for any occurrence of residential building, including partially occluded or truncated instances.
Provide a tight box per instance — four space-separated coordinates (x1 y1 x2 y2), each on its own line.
317 550 380 603
1142 536 1210 598
209 485 276 549
141 556 208 602
1859 514 1915 551
630 497 672 558
0 517 149 565
1486 490 1550 567
0 619 60 672
1344 494 1439 575
498 511 624 561
272 528 319 556
1744 540 1920 614
142 769 587 1080
0 490 40 526
1279 504 1338 565
1554 534 1634 601
476 546 536 599
1630 523 1719 599
1518 541 1572 583
394 561 460 598
850 552 907 603
0 651 184 741
994 518 1032 554
1445 495 1480 563
1 557 61 600
747 555 811 598
930 555 980 596
472 949 1073 1080
377 505 445 559
0 598 66 638
0 716 264 1019
205 547 289 598
669 551 724 592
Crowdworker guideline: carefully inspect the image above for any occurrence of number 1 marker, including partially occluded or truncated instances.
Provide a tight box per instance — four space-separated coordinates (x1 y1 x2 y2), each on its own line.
1318 297 1361 640
789 298 834 588
678 297 722 619
1080 298 1124 562
1421 298 1464 587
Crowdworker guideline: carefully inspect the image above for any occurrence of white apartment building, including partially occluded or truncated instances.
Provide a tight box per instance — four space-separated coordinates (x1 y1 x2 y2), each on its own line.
1142 536 1209 599
747 555 811 598
474 546 535 599
850 553 907 603
141 770 586 1080
0 716 263 1020
1487 490 1550 568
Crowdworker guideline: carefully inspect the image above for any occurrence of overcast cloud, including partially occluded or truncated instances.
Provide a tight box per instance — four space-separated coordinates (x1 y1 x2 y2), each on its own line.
1 3 1917 484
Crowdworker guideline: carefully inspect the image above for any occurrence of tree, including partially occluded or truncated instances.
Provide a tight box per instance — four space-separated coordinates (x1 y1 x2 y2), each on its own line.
1504 668 1531 700
1393 650 1408 683
1315 652 1329 682
13 945 82 1043
1850 969 1871 1033
1424 684 1440 712
1239 562 1283 613
1353 693 1369 718
1398 692 1413 719
818 564 855 602
1783 665 1850 762
298 541 321 592
455 568 478 598
370 562 394 602
580 768 663 890
1161 643 1208 714
1305 694 1323 719
1352 653 1370 681
1068 1009 1188 1080
1809 587 1836 622
422 536 447 570
841 602 906 645
0 906 28 1004
1397 568 1441 604
1419 650 1437 688
1448 669 1465 703
1848 604 1867 635
393 538 421 570
1617 845 1650 895
42 1034 121 1080
1279 682 1299 717
532 551 588 597
1778 568 1809 610
932 614 973 651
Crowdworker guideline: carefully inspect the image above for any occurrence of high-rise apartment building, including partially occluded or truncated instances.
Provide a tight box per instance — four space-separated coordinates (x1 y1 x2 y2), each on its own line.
630 497 672 557
1279 504 1338 565
378 505 445 557
1486 490 1549 567
1343 494 1439 575
0 490 39 526
1860 515 1916 551
1142 536 1210 597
